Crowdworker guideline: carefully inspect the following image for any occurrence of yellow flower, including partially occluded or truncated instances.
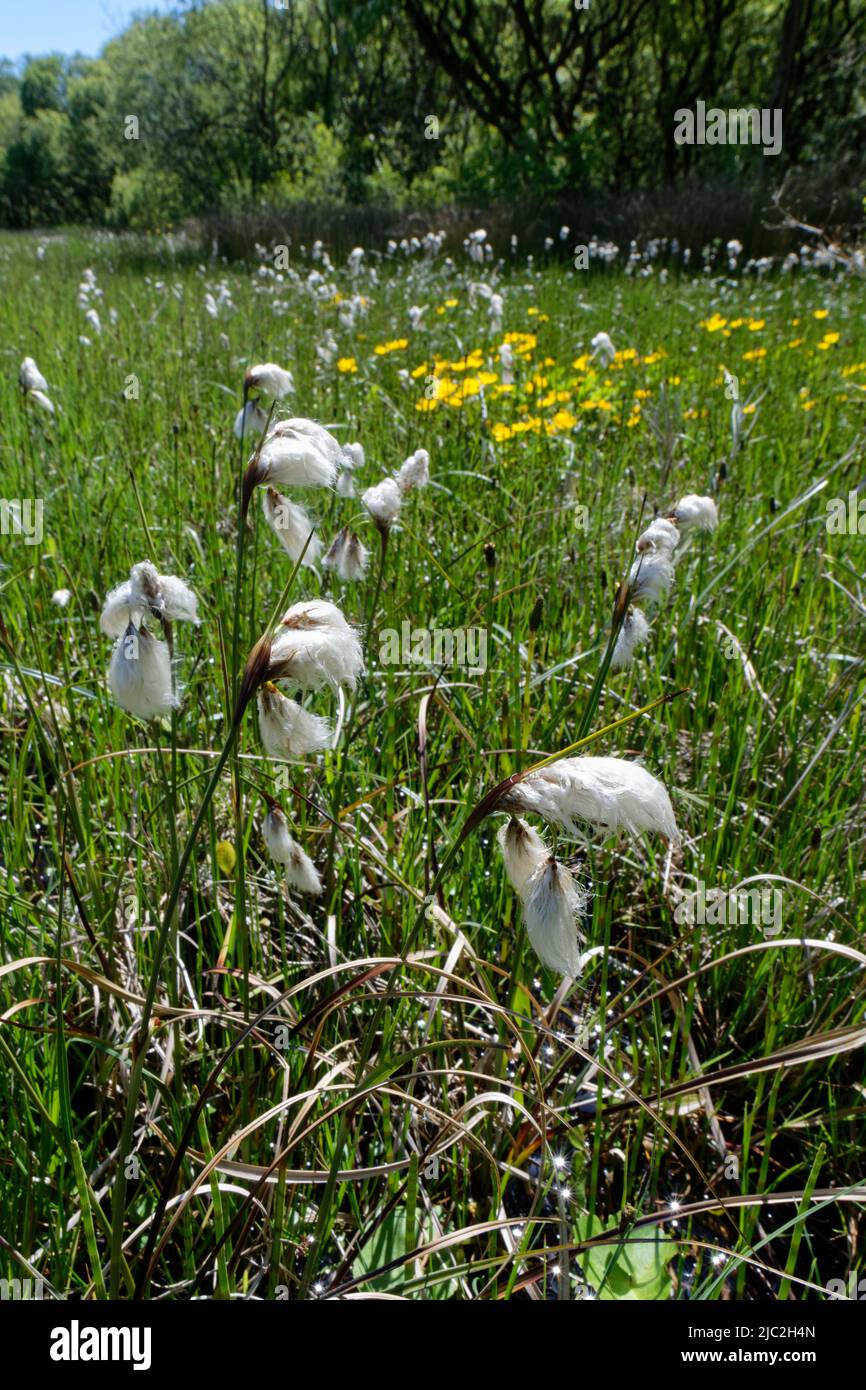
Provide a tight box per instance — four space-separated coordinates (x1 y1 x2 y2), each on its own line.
444 298 458 307
550 409 577 430
571 353 592 371
411 362 428 379
802 400 817 410
504 331 537 349
490 423 512 442
813 309 829 319
634 388 651 400
374 338 409 356
743 348 767 361
450 351 484 372
819 332 840 349
337 357 358 374
415 398 438 412
788 338 804 349
700 314 728 333
747 319 765 331
478 371 498 386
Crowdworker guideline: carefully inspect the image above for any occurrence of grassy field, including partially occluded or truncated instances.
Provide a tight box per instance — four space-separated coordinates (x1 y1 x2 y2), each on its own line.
1 227 865 1301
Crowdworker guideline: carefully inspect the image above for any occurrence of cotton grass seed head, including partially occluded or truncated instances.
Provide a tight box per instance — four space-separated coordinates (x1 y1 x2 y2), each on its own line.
635 517 679 553
234 400 268 439
28 389 56 414
20 356 48 393
611 606 650 670
262 489 321 567
323 526 370 581
628 548 675 607
244 431 338 515
108 623 176 721
271 417 346 467
268 600 363 691
523 857 587 977
342 441 364 469
500 755 680 845
496 817 549 895
262 806 323 895
100 562 199 636
362 477 402 531
244 362 295 400
671 494 718 533
257 684 331 759
397 448 430 492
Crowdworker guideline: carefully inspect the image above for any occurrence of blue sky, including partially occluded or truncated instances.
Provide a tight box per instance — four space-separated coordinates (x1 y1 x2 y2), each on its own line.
2 1 179 64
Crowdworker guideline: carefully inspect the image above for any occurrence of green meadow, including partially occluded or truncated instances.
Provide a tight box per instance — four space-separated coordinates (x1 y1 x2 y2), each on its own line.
1 226 865 1300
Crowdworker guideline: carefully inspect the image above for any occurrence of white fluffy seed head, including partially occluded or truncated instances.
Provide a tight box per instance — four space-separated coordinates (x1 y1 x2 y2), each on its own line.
397 448 430 492
256 685 331 759
635 518 679 553
262 808 322 894
108 624 175 721
254 434 338 490
269 601 363 690
262 489 321 566
611 607 650 670
100 563 199 636
342 441 364 469
362 477 402 529
323 526 370 582
336 468 356 498
591 331 615 364
672 494 718 532
234 401 268 439
628 548 675 607
28 388 55 414
501 755 680 844
522 857 587 976
496 818 548 895
245 362 295 399
20 356 48 393
271 417 346 466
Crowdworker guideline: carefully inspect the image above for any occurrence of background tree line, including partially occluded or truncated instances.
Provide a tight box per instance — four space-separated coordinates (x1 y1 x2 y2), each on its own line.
1 0 864 231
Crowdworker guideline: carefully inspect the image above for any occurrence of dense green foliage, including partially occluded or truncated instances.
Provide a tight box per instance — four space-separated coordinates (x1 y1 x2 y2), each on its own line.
1 0 864 228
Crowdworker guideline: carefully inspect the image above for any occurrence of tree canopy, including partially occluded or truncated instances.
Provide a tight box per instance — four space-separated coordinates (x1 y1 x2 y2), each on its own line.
1 0 863 228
